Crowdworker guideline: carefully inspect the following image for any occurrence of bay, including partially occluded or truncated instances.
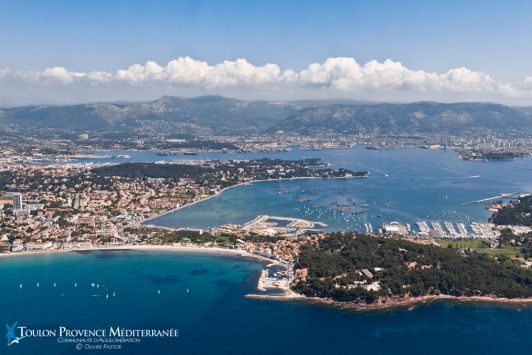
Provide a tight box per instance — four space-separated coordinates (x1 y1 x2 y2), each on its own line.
2 251 532 354
149 147 532 232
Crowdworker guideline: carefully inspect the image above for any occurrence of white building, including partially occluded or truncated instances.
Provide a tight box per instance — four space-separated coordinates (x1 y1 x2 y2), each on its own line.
381 222 409 235
25 241 53 250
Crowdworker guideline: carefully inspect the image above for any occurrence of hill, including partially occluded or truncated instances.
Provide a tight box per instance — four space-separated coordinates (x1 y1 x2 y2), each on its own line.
0 95 368 134
1 96 531 136
267 102 532 135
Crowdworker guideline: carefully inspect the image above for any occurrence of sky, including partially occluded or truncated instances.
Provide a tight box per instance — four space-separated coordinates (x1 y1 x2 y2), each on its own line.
1 0 532 106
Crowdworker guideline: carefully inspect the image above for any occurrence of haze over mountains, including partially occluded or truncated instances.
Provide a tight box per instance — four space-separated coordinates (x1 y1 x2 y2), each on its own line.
0 95 531 135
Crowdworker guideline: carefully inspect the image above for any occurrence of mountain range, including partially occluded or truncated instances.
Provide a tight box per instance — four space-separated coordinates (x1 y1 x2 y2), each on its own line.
268 102 532 135
0 95 531 135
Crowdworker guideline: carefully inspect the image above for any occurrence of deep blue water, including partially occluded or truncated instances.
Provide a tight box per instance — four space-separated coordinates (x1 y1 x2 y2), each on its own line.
150 147 532 232
2 251 532 355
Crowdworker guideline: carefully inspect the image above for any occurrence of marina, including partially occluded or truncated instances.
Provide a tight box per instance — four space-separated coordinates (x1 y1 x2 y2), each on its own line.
431 221 443 232
126 146 532 241
241 215 327 236
444 221 457 235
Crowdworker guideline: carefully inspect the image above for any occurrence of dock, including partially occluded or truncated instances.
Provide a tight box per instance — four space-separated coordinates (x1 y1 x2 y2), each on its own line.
444 222 457 235
415 221 430 234
430 221 443 232
456 223 468 235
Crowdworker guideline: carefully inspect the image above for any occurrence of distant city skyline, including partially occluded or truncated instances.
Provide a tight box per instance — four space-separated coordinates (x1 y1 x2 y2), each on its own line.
1 0 532 106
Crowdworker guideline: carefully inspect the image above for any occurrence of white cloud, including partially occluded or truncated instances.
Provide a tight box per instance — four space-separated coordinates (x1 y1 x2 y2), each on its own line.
86 71 113 83
1 57 532 105
115 57 282 88
41 67 85 85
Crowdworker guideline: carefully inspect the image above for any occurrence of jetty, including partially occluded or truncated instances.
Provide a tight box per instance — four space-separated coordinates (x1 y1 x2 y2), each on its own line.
462 192 518 206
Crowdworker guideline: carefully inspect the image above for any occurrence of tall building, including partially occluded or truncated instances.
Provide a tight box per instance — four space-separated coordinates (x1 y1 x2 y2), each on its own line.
12 193 22 210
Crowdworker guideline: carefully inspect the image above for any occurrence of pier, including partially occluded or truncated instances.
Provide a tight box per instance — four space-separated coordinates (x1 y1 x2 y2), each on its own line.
462 192 518 206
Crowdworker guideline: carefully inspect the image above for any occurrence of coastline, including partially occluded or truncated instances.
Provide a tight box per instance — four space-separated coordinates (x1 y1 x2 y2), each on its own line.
4 245 532 310
300 293 532 310
245 290 532 308
0 244 284 267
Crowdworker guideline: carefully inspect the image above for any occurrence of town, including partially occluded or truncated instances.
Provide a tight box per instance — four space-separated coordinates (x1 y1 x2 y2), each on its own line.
0 156 365 254
1 157 531 273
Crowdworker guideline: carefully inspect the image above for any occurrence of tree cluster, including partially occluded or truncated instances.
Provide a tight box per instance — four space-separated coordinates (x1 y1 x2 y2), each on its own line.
293 233 532 303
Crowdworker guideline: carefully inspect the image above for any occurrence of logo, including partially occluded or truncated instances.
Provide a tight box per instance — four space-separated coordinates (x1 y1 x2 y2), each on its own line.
5 323 178 349
6 322 24 346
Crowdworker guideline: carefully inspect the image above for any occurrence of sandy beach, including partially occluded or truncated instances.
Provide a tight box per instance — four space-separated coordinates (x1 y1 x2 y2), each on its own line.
0 244 283 266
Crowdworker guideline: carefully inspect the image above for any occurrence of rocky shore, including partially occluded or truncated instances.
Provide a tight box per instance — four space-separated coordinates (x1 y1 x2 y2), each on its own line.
302 293 532 310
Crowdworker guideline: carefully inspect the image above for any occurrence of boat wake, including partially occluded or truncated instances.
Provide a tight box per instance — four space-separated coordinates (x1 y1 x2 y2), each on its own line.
427 175 480 180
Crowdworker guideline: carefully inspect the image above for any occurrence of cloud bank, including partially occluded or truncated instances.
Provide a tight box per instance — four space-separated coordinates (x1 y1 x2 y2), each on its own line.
1 57 531 106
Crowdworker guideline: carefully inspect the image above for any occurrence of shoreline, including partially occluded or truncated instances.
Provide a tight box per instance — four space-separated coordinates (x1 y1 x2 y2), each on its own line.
300 293 532 310
0 244 285 267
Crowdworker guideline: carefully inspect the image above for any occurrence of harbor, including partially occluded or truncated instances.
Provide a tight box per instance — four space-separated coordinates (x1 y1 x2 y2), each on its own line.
137 147 532 241
240 215 327 237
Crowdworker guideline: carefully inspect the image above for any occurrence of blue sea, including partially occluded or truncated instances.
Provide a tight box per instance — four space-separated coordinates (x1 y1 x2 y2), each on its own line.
6 147 532 354
1 250 532 354
150 147 532 232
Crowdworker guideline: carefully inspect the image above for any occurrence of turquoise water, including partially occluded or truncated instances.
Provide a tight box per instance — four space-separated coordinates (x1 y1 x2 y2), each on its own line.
2 251 532 354
151 147 532 232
